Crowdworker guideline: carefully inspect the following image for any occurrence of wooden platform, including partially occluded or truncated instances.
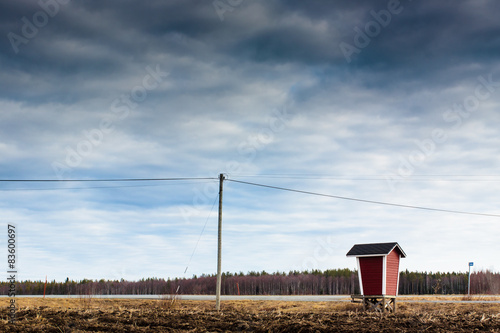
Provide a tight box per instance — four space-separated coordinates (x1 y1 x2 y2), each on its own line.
351 295 397 313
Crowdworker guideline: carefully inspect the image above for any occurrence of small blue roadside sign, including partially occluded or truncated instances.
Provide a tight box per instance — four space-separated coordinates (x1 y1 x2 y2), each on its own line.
468 262 474 295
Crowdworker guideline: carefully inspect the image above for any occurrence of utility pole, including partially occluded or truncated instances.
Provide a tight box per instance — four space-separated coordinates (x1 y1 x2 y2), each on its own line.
215 173 225 311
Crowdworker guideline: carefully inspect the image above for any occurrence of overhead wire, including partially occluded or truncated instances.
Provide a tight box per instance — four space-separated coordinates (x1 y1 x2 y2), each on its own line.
1 175 498 217
0 177 216 182
183 194 219 275
227 178 500 218
0 181 217 191
228 174 500 181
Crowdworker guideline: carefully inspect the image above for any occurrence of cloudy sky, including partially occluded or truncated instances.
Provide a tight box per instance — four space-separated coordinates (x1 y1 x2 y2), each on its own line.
1 0 500 283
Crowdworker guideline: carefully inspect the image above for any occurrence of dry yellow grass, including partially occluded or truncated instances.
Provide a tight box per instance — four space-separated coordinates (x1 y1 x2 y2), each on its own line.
398 294 500 301
1 296 499 313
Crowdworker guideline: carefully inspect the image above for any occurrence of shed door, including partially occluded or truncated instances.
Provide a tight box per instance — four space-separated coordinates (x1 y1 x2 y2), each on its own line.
359 256 383 295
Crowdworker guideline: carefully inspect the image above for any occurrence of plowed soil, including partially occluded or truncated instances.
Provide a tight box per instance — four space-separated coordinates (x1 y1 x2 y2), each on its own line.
1 298 499 332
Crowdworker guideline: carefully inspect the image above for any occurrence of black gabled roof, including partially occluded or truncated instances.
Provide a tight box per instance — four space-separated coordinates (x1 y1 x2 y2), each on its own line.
346 242 406 258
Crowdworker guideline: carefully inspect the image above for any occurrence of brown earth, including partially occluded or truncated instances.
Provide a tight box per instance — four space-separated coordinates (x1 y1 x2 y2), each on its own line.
0 297 499 332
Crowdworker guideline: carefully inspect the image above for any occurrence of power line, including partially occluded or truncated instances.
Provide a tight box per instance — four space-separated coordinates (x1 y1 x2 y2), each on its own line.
0 177 216 182
183 194 219 275
229 174 500 181
233 174 500 177
3 175 498 217
227 179 500 218
0 181 217 192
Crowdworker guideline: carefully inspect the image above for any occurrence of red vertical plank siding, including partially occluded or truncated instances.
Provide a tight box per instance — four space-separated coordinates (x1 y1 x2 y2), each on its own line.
386 250 400 296
359 257 383 295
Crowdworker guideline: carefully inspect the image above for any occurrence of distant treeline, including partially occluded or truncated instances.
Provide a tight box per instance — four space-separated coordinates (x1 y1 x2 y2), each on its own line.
2 269 499 296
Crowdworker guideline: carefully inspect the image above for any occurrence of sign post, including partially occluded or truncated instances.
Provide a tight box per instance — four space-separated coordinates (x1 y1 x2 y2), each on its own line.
468 262 473 296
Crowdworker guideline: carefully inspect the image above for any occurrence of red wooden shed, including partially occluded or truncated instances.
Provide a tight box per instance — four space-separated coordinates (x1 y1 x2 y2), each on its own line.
346 242 406 296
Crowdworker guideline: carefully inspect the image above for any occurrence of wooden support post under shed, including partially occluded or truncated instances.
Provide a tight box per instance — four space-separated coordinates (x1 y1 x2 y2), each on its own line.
351 295 397 313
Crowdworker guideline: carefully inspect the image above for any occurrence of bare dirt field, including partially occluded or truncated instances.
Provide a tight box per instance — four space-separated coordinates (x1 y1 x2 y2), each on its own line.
1 297 499 332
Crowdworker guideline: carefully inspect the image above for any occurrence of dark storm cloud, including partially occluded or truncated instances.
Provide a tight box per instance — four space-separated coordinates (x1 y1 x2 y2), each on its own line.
0 0 498 124
336 1 500 81
0 0 498 127
2 0 500 101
